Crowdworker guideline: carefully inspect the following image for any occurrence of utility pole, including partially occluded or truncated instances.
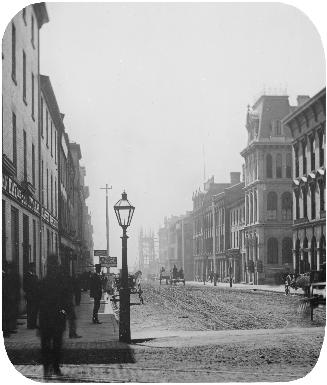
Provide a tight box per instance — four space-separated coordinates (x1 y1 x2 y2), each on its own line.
100 184 112 272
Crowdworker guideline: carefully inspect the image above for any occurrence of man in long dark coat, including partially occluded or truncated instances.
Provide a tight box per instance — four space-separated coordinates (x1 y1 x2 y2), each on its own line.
23 262 39 329
38 255 71 377
90 269 102 324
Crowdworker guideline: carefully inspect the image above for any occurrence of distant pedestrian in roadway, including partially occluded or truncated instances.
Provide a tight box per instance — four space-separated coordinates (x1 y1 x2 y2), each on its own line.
203 271 206 285
38 254 71 377
23 262 39 329
172 265 178 279
90 268 103 324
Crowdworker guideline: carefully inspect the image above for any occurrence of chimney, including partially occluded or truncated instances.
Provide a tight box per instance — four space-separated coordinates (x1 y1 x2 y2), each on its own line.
297 95 310 107
230 172 241 186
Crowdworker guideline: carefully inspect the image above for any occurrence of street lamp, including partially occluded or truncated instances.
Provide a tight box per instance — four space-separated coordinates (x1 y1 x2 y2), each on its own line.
114 191 135 343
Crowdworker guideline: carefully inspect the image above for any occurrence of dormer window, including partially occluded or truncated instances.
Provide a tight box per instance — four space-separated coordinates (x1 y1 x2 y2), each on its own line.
271 120 282 136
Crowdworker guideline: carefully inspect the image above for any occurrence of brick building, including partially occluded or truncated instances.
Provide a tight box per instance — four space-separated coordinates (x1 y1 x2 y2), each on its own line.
2 4 49 306
39 75 60 276
240 95 295 284
283 88 326 277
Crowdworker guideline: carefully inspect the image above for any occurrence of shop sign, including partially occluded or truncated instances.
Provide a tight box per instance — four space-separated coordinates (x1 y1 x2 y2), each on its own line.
2 174 40 215
42 207 58 228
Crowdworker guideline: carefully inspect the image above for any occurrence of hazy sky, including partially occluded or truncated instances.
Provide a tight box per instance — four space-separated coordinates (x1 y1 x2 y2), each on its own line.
39 3 325 269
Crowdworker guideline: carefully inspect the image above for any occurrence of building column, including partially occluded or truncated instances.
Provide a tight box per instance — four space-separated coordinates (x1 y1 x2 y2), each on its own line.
292 249 297 272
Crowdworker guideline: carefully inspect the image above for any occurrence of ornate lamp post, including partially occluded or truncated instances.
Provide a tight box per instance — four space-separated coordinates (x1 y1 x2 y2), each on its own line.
114 191 135 343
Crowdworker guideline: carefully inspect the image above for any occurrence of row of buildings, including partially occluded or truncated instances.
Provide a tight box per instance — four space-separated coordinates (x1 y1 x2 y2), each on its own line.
2 4 94 305
158 89 325 284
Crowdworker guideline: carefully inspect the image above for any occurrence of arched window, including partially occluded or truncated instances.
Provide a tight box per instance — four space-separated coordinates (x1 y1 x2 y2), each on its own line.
294 145 299 178
281 192 292 220
318 130 324 168
253 190 257 222
310 183 316 219
319 180 325 212
266 154 273 178
310 136 315 171
302 140 307 174
282 237 293 264
267 238 278 264
276 153 282 178
267 191 277 220
286 153 292 178
302 187 307 218
294 190 300 219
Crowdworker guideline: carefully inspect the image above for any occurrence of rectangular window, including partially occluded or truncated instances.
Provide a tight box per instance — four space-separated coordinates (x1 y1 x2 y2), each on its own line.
32 219 36 263
51 174 53 213
23 51 27 102
46 168 49 209
40 97 44 137
2 200 6 260
31 73 35 119
23 130 27 179
41 160 44 204
32 143 35 186
12 112 17 168
46 110 49 147
11 24 16 82
31 15 35 48
51 121 53 156
54 131 57 163
55 179 57 216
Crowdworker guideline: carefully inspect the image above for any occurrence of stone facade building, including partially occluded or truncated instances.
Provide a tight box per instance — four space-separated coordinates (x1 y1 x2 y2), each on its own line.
283 88 326 277
240 95 295 284
2 4 49 297
224 179 245 283
192 175 239 281
157 212 193 280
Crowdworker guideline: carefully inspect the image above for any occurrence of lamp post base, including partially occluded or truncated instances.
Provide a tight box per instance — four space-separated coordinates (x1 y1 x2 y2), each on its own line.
119 287 131 343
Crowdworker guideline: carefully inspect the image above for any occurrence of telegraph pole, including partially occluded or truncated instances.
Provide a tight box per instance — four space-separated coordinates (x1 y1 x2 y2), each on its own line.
100 184 112 272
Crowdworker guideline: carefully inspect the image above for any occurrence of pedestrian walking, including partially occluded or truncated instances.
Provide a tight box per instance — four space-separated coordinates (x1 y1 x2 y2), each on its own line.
90 268 103 324
38 254 71 377
203 271 206 285
61 269 82 339
23 262 39 329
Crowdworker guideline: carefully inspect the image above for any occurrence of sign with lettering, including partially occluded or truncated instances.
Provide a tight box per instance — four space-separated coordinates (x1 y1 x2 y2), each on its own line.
94 250 107 256
42 207 58 228
2 174 40 215
99 256 117 267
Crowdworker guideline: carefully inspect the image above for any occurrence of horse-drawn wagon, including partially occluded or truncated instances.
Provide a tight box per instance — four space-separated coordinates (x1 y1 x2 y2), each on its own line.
111 270 144 304
159 266 185 285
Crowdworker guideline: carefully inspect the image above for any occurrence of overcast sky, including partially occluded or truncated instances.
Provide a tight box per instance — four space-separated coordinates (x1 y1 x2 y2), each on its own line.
39 3 325 269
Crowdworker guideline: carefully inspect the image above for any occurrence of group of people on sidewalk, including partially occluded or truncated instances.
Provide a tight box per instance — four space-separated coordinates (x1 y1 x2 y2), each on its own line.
2 255 106 378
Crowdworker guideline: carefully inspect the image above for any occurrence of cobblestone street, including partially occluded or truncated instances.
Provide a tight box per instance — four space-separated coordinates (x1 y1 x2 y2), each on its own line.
6 283 326 382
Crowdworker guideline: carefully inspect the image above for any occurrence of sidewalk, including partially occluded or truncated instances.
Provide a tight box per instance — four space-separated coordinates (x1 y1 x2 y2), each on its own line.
3 292 135 365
